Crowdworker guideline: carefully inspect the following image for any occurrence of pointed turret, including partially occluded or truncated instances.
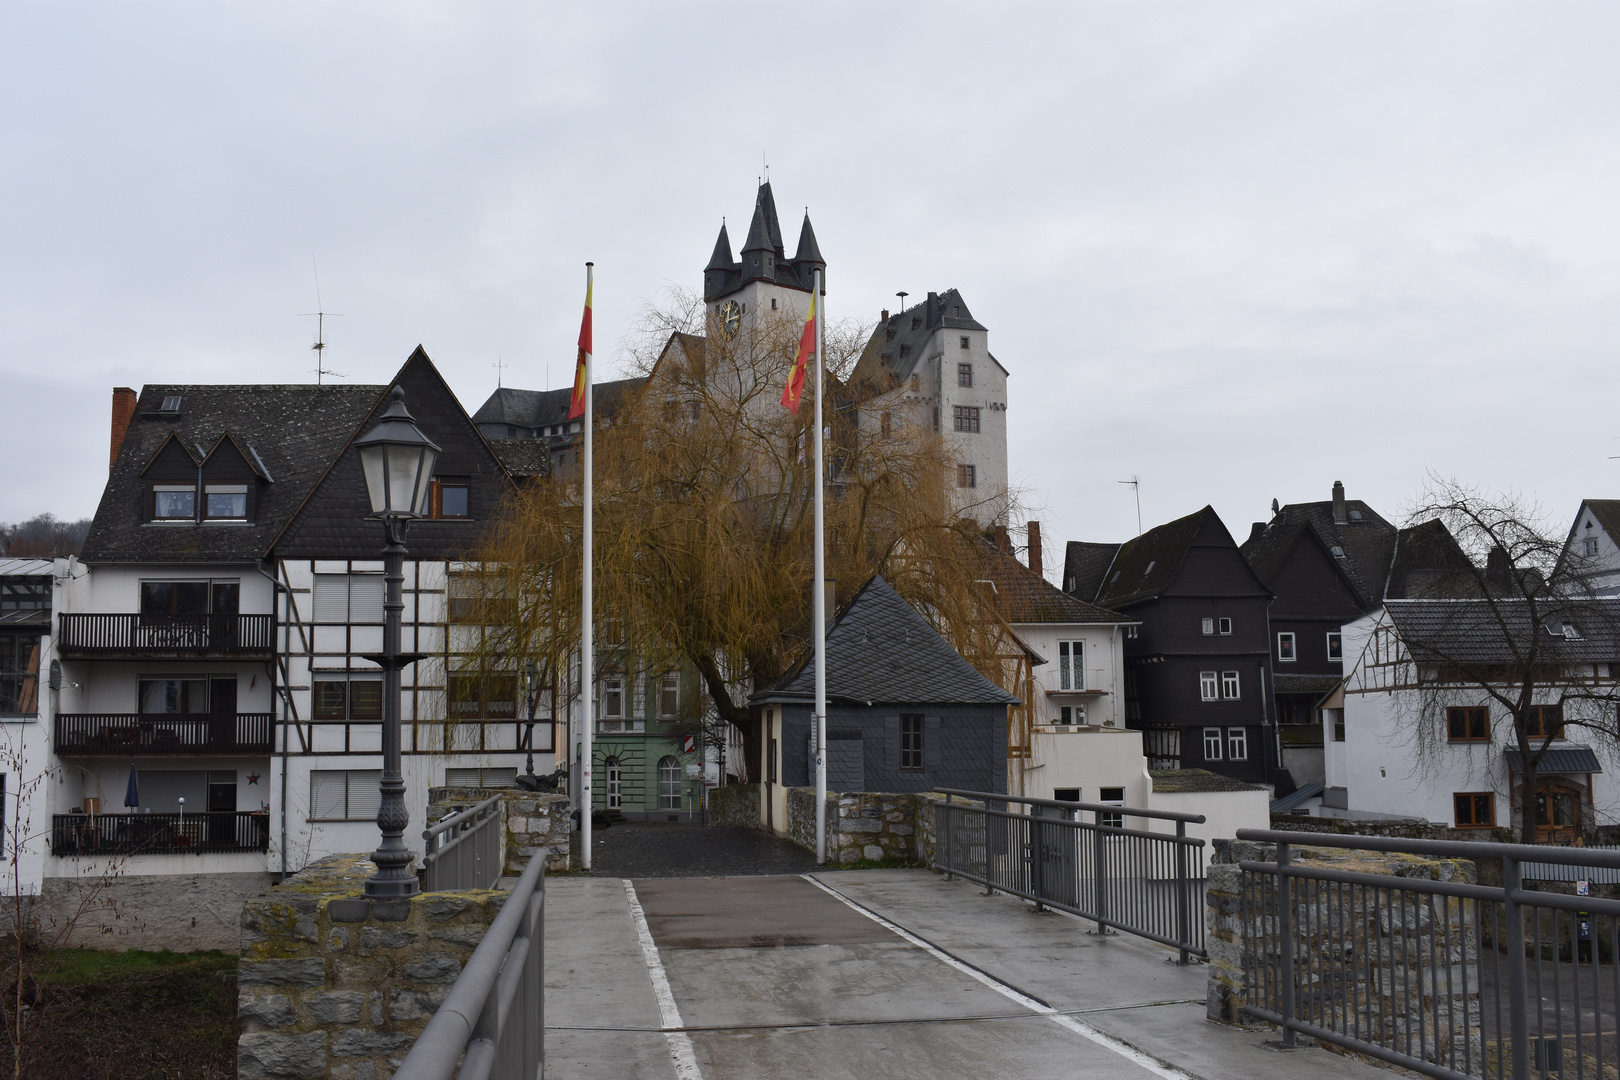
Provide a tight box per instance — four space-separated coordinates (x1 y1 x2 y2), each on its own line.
740 182 780 284
793 212 824 270
706 221 734 271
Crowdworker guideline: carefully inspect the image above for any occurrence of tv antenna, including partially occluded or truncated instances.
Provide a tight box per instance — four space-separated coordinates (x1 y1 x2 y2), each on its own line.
1119 476 1142 536
493 355 509 388
297 257 345 384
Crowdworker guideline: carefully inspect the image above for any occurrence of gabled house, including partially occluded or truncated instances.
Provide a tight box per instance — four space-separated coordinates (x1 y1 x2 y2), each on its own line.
749 576 1019 833
1064 506 1283 790
1562 500 1620 598
1331 598 1620 840
50 348 549 947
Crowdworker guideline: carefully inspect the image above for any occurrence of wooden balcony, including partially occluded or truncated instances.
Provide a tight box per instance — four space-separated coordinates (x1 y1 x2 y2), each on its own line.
57 613 273 660
54 713 275 757
50 812 270 856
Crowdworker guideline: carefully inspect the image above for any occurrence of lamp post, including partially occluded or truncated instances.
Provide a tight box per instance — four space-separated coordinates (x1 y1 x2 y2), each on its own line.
516 659 542 791
354 386 440 899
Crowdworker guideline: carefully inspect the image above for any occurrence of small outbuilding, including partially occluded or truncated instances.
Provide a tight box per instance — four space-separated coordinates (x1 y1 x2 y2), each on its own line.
749 576 1020 832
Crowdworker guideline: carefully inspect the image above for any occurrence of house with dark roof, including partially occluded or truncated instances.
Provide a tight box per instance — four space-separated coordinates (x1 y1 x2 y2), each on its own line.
1063 506 1285 791
846 289 1010 527
1563 500 1620 597
1333 598 1620 840
45 348 552 948
471 377 648 480
749 576 1019 832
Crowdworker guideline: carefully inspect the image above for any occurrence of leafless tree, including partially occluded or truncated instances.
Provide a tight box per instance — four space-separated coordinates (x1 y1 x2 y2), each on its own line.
1392 476 1620 844
0 517 90 559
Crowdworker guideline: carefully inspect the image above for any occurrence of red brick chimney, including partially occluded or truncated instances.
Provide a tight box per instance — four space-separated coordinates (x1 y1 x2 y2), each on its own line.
992 524 1010 554
1026 521 1043 578
109 387 138 470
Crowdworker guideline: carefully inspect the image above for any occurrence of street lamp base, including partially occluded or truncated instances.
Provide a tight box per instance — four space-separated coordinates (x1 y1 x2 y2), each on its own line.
362 873 421 899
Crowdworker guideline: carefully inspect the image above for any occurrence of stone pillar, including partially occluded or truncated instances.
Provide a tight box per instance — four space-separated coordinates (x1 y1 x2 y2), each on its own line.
236 854 504 1080
424 785 573 875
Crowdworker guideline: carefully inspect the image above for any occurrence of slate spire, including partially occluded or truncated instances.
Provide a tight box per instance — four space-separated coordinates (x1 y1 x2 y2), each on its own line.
740 184 775 254
705 221 734 271
793 212 824 269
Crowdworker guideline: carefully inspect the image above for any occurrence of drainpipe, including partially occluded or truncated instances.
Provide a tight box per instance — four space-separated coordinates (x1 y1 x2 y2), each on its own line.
257 562 290 881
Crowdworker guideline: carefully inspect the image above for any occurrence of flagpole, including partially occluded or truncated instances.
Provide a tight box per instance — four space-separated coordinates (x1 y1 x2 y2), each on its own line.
581 262 594 872
813 268 827 866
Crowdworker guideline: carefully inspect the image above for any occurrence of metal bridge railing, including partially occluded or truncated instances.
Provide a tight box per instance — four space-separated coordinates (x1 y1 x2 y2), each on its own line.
394 851 545 1080
933 789 1207 962
1235 827 1620 1080
423 795 503 893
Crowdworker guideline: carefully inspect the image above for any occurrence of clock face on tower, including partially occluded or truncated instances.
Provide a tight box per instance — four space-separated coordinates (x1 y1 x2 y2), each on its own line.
719 299 742 339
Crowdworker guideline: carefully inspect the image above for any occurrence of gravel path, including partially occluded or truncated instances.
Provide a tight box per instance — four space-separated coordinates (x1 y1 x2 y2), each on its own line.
586 824 818 879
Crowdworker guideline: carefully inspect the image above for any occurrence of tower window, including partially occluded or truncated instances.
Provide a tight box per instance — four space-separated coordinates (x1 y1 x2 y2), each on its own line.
957 464 976 488
952 406 980 433
959 336 970 349
771 298 777 310
957 363 973 387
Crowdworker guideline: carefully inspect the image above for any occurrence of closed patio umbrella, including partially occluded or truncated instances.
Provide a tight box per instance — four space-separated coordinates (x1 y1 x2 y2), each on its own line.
124 765 139 810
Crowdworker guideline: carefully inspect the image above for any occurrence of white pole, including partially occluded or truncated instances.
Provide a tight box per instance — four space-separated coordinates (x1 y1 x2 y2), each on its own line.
813 268 827 865
581 262 594 871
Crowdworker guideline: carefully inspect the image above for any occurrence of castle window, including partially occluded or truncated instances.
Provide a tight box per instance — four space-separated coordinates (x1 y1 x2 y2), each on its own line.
899 344 910 359
909 373 919 392
911 316 920 330
959 336 969 349
771 298 777 310
957 363 972 387
880 411 891 437
932 407 939 431
952 406 980 433
957 464 976 488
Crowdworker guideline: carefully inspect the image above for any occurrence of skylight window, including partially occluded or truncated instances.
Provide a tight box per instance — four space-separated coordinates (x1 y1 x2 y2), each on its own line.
1331 545 1346 558
1348 510 1363 522
159 395 182 413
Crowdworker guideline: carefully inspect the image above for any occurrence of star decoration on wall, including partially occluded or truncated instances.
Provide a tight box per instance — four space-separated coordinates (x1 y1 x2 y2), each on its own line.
247 772 260 785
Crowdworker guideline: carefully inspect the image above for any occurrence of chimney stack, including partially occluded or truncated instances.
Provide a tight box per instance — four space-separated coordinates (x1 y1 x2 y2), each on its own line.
1026 521 1043 578
109 387 138 471
1332 480 1347 525
992 524 1010 554
880 309 889 322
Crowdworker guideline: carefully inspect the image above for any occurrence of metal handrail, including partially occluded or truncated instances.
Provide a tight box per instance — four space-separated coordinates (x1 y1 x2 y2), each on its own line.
423 796 502 893
1238 826 1620 868
394 852 545 1080
935 787 1208 824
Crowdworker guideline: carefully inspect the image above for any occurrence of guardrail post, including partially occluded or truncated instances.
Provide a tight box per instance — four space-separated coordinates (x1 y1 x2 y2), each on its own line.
1092 807 1110 936
944 793 954 881
1276 841 1296 1048
1503 855 1530 1080
1031 809 1046 913
1175 819 1190 965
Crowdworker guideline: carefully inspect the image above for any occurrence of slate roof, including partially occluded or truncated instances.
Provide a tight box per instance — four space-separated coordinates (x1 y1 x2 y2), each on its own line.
1383 519 1481 600
1383 598 1620 663
703 182 824 300
1063 541 1122 600
976 545 1133 626
471 377 647 435
1150 768 1265 793
81 382 385 563
752 576 1021 707
1245 497 1396 608
848 289 991 393
488 438 552 478
1505 745 1603 774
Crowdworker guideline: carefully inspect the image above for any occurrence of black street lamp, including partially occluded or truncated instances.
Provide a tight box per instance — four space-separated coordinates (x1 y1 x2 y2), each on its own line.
354 386 440 899
516 659 542 791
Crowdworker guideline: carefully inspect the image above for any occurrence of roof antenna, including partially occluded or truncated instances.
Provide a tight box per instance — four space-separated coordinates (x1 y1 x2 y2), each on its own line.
298 256 345 384
1119 476 1142 536
493 355 508 388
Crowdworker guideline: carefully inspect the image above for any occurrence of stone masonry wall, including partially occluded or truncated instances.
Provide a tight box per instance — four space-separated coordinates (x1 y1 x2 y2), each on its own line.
784 788 921 865
425 786 573 875
236 854 504 1080
1206 838 1480 1070
706 784 759 828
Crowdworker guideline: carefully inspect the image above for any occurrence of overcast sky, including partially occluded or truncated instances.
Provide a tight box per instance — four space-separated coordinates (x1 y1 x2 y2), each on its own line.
3 3 1615 568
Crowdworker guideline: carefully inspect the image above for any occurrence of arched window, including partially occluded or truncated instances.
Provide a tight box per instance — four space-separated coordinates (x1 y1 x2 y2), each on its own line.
658 756 681 810
605 756 622 811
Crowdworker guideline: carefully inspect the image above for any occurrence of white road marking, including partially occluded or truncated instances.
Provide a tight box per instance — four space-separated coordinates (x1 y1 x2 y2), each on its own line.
623 879 704 1080
803 874 1198 1080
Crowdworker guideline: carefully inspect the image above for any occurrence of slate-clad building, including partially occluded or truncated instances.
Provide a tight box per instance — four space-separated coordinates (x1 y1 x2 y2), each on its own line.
1064 506 1282 789
750 576 1018 832
47 348 556 945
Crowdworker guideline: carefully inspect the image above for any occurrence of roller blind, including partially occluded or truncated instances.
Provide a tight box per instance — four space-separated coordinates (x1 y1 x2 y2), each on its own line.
310 770 381 821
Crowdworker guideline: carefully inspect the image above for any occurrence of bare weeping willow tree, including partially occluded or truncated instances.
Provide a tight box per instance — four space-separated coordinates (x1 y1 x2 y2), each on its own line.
472 287 1020 777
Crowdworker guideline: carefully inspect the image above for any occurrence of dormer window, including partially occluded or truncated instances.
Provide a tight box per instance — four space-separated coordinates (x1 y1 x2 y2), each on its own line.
153 485 196 520
159 396 182 413
205 484 247 519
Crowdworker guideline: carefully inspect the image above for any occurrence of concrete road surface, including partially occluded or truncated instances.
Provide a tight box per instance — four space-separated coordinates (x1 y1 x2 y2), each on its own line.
544 868 1395 1079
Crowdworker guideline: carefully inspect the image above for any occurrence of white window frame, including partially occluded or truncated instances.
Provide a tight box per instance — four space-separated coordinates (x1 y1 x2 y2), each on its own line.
1199 671 1218 701
1201 618 1214 636
1098 786 1125 829
658 755 682 810
1058 640 1084 690
1226 727 1248 761
1221 671 1241 700
605 757 622 810
1584 537 1600 557
1277 632 1296 663
658 672 680 717
1125 625 1139 639
1218 618 1233 635
1326 632 1343 661
601 676 625 719
1203 727 1223 760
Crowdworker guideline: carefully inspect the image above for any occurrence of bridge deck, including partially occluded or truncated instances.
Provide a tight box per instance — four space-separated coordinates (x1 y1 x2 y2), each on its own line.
545 868 1392 1079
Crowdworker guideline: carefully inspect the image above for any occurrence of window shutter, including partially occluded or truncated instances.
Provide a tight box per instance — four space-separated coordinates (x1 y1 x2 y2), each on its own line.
346 771 383 820
310 771 348 820
923 716 941 771
349 576 385 624
312 576 348 623
885 715 900 770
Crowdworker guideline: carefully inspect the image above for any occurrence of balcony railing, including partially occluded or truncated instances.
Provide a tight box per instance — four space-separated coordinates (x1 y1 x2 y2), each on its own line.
54 713 275 756
50 812 270 856
57 613 273 659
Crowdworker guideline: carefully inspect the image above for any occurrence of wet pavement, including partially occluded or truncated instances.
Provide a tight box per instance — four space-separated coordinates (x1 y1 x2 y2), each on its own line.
586 823 819 879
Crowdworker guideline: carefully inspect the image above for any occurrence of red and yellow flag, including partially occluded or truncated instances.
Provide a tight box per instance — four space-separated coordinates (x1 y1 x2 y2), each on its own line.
780 289 817 411
568 274 593 419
